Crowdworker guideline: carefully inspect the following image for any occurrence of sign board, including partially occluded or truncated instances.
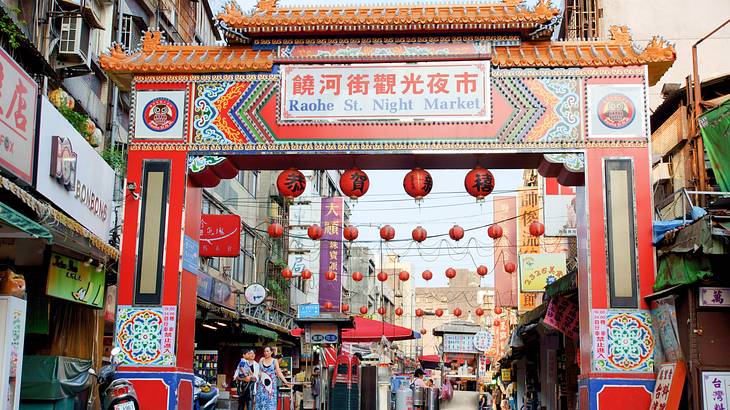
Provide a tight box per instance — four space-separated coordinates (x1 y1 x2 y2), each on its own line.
702 371 730 410
244 283 267 305
477 355 488 379
200 214 241 257
699 287 730 307
587 84 646 139
133 89 187 140
543 177 577 236
211 279 236 309
319 197 343 312
518 291 542 313
443 333 478 354
650 361 685 410
298 303 321 318
280 61 491 123
543 296 579 339
196 272 214 301
519 253 567 292
473 330 493 352
46 252 105 308
0 46 38 184
36 98 115 241
182 235 201 274
307 323 339 344
501 369 511 382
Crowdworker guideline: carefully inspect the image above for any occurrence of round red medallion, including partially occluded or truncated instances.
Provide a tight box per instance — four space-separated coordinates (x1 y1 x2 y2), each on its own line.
143 97 178 132
597 93 635 130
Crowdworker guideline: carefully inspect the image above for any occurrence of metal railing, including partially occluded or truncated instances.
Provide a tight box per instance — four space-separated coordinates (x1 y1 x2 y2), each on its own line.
655 188 730 222
239 303 295 333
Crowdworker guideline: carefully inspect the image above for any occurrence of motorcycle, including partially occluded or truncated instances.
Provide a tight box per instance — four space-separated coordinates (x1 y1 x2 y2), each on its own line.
88 347 140 410
193 375 219 410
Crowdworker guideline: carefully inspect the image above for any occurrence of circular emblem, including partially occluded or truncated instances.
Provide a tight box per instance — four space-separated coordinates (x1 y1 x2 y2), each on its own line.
143 97 178 132
473 330 493 352
597 93 635 129
244 283 267 305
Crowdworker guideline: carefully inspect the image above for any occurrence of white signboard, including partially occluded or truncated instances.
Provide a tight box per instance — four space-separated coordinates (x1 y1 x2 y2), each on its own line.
0 48 38 184
133 90 186 139
244 283 267 305
699 287 730 307
306 323 339 344
280 61 491 123
702 372 730 410
37 97 115 241
443 333 478 353
473 330 493 352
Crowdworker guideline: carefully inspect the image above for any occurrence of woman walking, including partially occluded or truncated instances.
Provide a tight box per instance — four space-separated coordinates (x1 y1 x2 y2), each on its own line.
255 346 293 410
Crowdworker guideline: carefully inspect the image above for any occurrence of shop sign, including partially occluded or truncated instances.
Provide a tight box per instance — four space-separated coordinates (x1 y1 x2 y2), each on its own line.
200 214 241 257
244 283 267 305
478 355 488 379
444 333 478 354
473 330 493 352
182 235 201 274
298 303 320 318
36 98 114 241
518 291 541 313
133 89 186 140
0 46 38 184
651 361 686 410
519 253 567 292
46 252 105 308
307 323 338 344
543 296 579 339
543 177 577 236
501 369 511 382
319 197 343 312
211 279 236 309
699 287 730 307
196 272 213 301
702 371 730 410
587 84 646 139
280 61 490 123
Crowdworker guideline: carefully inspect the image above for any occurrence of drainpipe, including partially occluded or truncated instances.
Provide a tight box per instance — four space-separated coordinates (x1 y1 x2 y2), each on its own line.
691 18 730 192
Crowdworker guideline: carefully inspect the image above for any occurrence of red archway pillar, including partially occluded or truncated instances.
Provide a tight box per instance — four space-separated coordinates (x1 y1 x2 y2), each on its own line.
114 147 199 410
576 146 656 409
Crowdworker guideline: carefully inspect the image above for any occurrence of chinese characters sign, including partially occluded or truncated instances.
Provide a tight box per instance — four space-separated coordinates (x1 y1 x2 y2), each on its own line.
443 333 478 354
699 287 730 307
519 253 567 292
319 197 343 311
650 361 686 410
0 46 37 184
46 252 105 308
280 61 490 123
702 372 730 410
543 296 578 339
200 214 241 257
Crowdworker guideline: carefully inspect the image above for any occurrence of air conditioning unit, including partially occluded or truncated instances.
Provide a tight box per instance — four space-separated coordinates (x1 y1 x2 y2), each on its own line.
57 16 91 67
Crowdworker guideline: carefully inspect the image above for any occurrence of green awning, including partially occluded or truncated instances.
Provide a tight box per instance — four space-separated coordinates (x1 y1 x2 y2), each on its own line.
544 270 577 300
0 201 53 243
242 324 278 340
700 100 730 192
654 253 713 291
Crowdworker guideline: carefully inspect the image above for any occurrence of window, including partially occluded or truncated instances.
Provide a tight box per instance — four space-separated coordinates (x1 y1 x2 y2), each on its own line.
562 0 601 40
194 0 216 45
312 170 322 196
232 229 255 284
237 171 258 197
120 15 144 51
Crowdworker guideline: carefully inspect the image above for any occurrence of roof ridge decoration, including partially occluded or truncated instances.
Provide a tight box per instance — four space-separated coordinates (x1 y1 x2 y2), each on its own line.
217 0 560 36
100 31 274 90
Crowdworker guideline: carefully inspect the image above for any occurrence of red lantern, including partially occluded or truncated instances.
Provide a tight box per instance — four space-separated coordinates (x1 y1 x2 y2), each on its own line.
494 306 503 315
449 225 464 241
343 225 359 241
415 308 424 317
453 308 462 317
276 168 306 199
360 306 368 314
399 271 410 281
377 271 388 282
464 167 495 200
529 221 545 237
323 301 333 310
420 328 427 335
477 265 488 277
493 318 501 327
395 307 404 316
403 168 433 200
341 304 349 313
445 267 457 279
422 270 433 281
352 271 364 282
475 307 484 316
281 267 293 279
435 308 444 317
378 306 386 316
325 271 337 281
411 226 427 243
340 168 370 200
301 269 312 280
487 224 503 240
379 225 395 241
504 262 517 273
267 223 284 238
307 224 323 240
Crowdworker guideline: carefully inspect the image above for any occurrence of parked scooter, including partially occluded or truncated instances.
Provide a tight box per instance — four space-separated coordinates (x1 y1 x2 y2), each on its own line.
193 375 219 409
88 347 140 410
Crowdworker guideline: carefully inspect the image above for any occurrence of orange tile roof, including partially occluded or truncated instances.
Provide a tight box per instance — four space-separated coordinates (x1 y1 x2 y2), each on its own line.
217 0 560 37
492 26 676 85
99 31 274 90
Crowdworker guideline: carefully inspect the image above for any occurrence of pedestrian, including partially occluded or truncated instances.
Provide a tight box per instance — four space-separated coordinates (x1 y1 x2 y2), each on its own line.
311 366 322 410
479 386 492 410
255 346 293 410
411 368 427 388
234 349 258 410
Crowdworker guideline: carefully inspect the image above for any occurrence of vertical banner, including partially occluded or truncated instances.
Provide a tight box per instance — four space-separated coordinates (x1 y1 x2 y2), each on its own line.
518 188 542 311
493 196 518 308
319 197 343 311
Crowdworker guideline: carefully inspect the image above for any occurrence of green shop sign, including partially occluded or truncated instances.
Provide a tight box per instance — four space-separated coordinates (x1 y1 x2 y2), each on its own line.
47 253 105 308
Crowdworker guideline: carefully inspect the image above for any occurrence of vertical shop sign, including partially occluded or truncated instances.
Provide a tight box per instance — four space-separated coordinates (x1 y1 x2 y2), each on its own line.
650 361 686 410
318 197 343 311
200 214 241 257
0 47 38 184
702 372 730 410
591 309 608 370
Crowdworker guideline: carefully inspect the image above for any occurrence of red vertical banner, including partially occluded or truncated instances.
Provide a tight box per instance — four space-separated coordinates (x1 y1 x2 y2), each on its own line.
200 214 241 257
493 196 518 307
319 197 343 311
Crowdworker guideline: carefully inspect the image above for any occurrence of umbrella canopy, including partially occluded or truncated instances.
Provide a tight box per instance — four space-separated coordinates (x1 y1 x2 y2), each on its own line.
289 317 419 342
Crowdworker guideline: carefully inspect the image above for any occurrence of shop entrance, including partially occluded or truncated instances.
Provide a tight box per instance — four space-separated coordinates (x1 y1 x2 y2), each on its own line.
100 2 675 408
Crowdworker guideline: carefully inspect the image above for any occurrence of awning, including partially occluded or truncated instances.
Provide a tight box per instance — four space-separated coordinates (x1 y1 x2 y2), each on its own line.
242 324 278 340
290 316 420 342
544 270 577 300
0 201 53 242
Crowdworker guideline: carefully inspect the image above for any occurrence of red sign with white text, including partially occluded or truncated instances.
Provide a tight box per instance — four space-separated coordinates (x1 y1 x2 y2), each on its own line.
200 214 241 257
